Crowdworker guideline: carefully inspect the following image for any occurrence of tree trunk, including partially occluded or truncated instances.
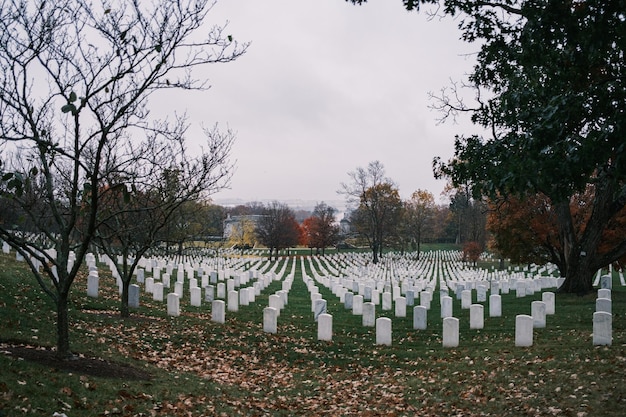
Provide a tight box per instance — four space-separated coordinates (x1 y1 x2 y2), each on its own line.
559 263 595 294
372 242 379 264
56 293 72 359
121 278 130 318
555 199 603 295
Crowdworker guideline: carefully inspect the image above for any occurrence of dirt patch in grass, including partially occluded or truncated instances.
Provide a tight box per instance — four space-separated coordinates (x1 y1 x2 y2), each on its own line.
1 341 152 381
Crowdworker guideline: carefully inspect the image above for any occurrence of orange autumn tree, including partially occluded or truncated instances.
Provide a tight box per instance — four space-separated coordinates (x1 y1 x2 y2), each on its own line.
488 187 626 279
462 241 482 266
301 203 340 256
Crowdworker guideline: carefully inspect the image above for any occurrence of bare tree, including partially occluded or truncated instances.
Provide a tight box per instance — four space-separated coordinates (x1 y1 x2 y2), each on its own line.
404 190 436 258
255 201 300 260
0 0 246 358
93 125 235 318
339 161 402 264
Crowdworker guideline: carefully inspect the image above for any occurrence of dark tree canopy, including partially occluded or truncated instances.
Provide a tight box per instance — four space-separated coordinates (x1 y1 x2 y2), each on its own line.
347 0 626 294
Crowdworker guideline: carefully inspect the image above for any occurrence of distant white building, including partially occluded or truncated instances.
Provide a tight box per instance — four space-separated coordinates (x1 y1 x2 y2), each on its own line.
339 212 352 236
223 214 265 239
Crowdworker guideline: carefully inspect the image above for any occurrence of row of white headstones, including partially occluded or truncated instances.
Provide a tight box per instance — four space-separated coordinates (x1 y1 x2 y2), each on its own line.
1 242 614 348
80 248 617 348
301 254 615 347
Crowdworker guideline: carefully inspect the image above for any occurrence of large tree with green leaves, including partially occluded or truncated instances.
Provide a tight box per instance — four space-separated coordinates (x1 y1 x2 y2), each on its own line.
0 0 245 358
349 0 626 294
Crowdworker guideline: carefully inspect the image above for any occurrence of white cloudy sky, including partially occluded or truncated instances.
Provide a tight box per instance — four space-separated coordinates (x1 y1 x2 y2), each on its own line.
176 0 483 206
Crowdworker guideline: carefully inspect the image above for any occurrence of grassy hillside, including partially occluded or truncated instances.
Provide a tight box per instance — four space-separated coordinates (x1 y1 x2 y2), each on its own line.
0 252 624 416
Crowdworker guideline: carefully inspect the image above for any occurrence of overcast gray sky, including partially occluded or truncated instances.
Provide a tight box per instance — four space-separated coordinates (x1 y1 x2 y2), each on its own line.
179 0 483 207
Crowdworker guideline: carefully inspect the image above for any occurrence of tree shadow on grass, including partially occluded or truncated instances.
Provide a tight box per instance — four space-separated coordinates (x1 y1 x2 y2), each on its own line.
1 340 152 380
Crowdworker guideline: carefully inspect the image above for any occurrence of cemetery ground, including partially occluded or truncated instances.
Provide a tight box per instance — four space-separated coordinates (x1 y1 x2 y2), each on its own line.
0 252 625 416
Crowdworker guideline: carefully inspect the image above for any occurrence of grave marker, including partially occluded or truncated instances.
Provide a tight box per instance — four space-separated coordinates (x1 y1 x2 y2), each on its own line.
489 294 502 317
167 293 180 317
376 317 392 346
531 301 546 328
212 300 225 323
263 307 278 333
318 313 333 341
129 284 140 308
470 304 484 329
363 302 375 327
395 297 407 317
515 315 533 347
413 306 427 330
442 317 459 348
190 287 201 307
153 282 164 301
592 311 612 346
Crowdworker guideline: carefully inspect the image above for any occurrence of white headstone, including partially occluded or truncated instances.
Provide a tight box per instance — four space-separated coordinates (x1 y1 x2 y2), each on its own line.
382 292 392 311
227 290 239 312
344 292 354 310
167 293 180 317
318 313 333 341
531 301 546 328
371 289 380 305
470 304 484 329
153 282 164 301
211 300 225 323
461 290 472 309
395 297 407 318
442 317 459 348
413 306 427 330
217 282 226 298
597 288 611 300
174 282 184 299
406 290 415 306
190 287 201 307
542 292 555 315
362 302 376 327
311 292 322 312
145 277 154 294
593 311 612 346
352 295 364 315
489 294 502 317
205 285 215 302
129 284 140 308
375 317 392 346
269 294 282 315
596 298 612 314
515 315 533 347
314 299 327 322
420 291 432 310
87 273 99 298
600 274 612 289
477 285 487 303
239 288 249 307
441 296 453 318
263 307 278 333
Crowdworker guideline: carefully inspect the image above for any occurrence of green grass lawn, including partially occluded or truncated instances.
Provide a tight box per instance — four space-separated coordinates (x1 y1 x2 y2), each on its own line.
0 252 624 416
